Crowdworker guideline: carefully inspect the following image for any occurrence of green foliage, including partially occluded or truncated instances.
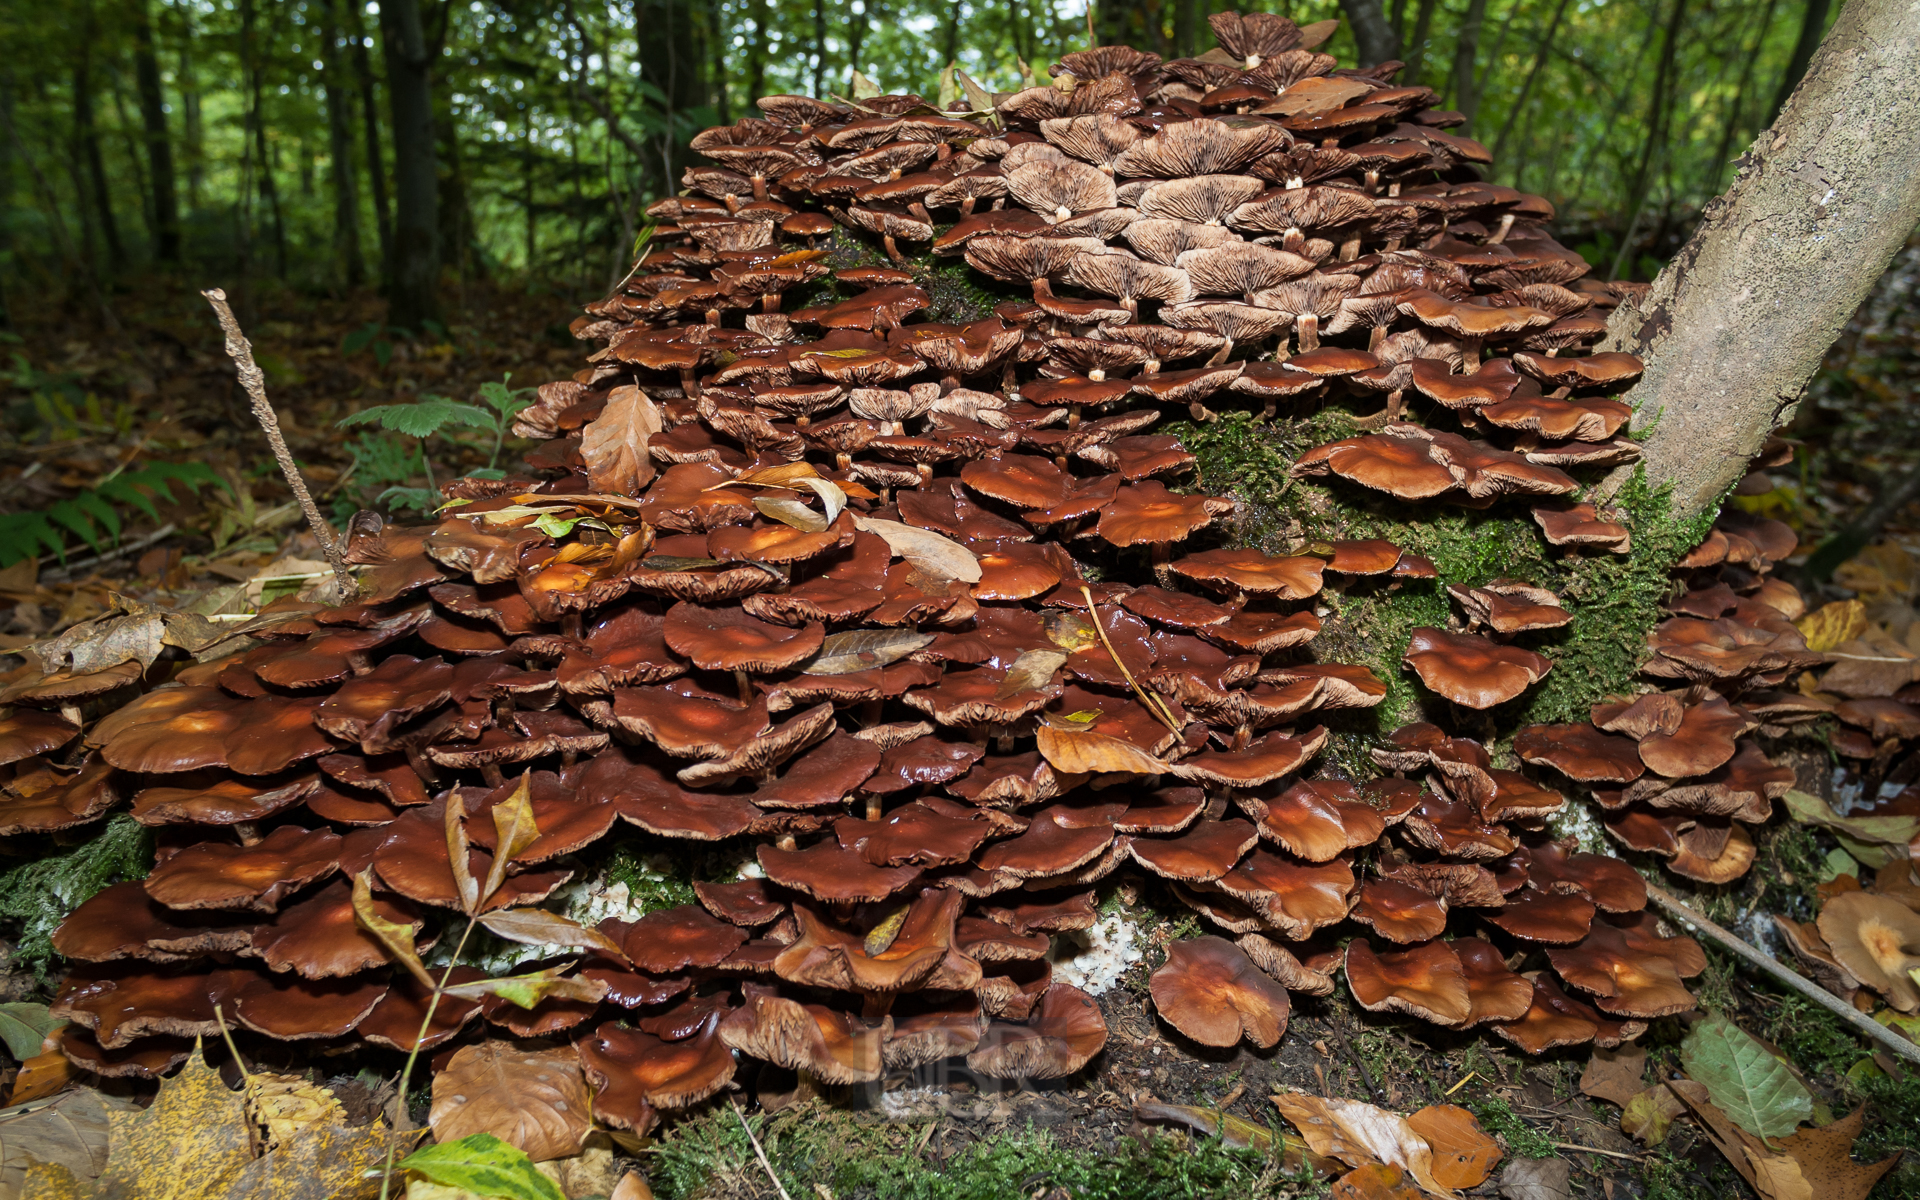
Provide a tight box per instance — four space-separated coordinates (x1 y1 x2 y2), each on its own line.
0 1002 61 1059
398 1133 565 1200
1680 1012 1814 1138
595 836 707 914
333 379 532 518
1468 1096 1558 1159
651 1104 1321 1200
339 397 493 441
0 462 230 569
0 816 153 980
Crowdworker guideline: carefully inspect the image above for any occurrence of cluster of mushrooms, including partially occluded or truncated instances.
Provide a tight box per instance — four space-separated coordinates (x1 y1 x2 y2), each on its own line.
0 11 1790 1121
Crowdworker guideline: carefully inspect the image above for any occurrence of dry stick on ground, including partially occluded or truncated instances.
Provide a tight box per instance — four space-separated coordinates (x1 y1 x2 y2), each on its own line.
732 1100 797 1200
201 287 355 599
1644 883 1920 1067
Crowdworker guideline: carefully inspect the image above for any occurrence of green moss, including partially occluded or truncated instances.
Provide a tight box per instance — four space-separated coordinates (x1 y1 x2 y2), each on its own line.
0 815 153 981
652 1103 1324 1200
1469 1096 1558 1159
1168 411 1717 737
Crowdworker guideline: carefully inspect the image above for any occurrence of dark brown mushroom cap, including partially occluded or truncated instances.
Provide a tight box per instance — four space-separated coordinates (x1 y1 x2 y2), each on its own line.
967 981 1107 1079
1449 582 1571 634
581 749 757 840
91 686 242 774
465 770 618 862
250 878 427 978
1403 629 1551 709
839 803 992 867
1545 921 1696 1018
1130 818 1259 883
1591 692 1684 739
718 982 886 1084
1256 780 1387 862
619 905 750 973
662 602 826 673
1169 548 1324 598
611 685 771 760
358 966 487 1051
1096 482 1233 548
903 667 1062 728
1492 975 1645 1053
1214 849 1357 939
1510 350 1643 388
1452 936 1535 1025
694 878 788 927
1532 501 1631 551
883 994 987 1072
1352 878 1450 943
1291 432 1456 500
1122 585 1239 630
1149 935 1290 1049
1517 841 1646 912
0 756 122 835
1484 890 1597 943
758 838 923 903
961 453 1073 509
230 970 389 1040
1170 729 1324 789
371 799 572 912
53 964 247 1048
1638 695 1755 778
0 660 143 707
580 1015 736 1128
51 881 256 962
976 808 1116 878
143 825 342 912
1202 609 1322 655
1344 937 1471 1026
0 712 81 766
1513 723 1645 783
55 1025 192 1078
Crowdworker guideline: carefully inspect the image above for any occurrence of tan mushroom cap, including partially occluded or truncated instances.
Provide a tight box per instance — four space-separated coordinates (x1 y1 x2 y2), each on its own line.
1170 548 1325 598
1149 936 1291 1048
967 980 1107 1079
1514 723 1645 783
1545 921 1697 1018
1403 629 1551 708
718 982 887 1084
1291 433 1456 500
1817 890 1920 1011
1344 937 1471 1026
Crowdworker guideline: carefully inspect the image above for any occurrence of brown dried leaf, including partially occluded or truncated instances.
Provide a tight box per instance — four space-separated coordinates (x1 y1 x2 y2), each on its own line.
1578 1043 1648 1108
1619 1084 1686 1145
1795 600 1868 653
1404 1105 1501 1189
851 516 983 583
1272 1093 1459 1200
753 495 830 532
351 869 435 990
579 385 662 497
484 775 541 901
1777 1106 1901 1200
1035 724 1167 776
804 628 937 675
428 1042 592 1163
476 909 628 961
998 649 1068 700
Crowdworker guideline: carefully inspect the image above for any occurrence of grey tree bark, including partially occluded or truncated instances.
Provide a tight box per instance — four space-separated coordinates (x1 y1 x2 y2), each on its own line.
1341 0 1401 68
382 0 440 329
1603 0 1920 521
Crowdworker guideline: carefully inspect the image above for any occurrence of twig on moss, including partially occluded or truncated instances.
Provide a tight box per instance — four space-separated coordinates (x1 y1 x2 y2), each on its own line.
733 1100 797 1200
201 288 354 600
1644 882 1920 1067
1552 1142 1641 1161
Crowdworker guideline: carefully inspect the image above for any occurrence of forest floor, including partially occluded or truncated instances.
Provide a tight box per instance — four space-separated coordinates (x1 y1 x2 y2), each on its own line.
3 270 1920 1200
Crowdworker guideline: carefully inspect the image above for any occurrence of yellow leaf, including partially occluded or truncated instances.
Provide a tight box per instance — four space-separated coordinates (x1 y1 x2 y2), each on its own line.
352 869 435 990
246 1075 346 1152
1795 600 1867 652
88 1046 255 1200
1035 725 1166 776
484 775 542 902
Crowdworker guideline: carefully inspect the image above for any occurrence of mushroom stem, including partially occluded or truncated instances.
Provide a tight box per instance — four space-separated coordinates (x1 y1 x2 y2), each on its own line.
561 613 584 640
776 833 798 852
679 367 704 399
1206 338 1235 367
1296 314 1320 353
1066 403 1082 429
232 821 262 847
858 699 883 727
1151 541 1174 589
865 794 883 821
751 175 769 203
1339 236 1361 261
1368 325 1389 353
404 744 440 785
481 763 506 788
883 233 903 263
59 703 82 726
910 201 932 225
1489 212 1515 244
1032 278 1055 306
734 668 755 707
561 749 578 769
761 292 781 314
959 196 977 217
346 650 374 676
1385 389 1406 423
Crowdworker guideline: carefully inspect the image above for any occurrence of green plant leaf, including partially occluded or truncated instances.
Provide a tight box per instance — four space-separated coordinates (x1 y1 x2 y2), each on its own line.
338 398 493 439
0 1001 61 1059
1679 1012 1813 1138
398 1132 566 1200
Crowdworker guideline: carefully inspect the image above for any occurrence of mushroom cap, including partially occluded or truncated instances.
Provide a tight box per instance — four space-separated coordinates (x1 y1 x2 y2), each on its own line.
1352 878 1450 943
1257 780 1387 862
1150 935 1291 1048
143 824 342 912
718 983 887 1084
250 878 427 978
230 970 389 1041
1637 694 1754 778
1484 890 1597 944
1097 481 1233 547
580 1015 736 1129
1544 921 1696 1018
757 838 923 903
1514 723 1645 783
1170 548 1325 598
1452 936 1535 1025
663 601 824 672
1492 975 1644 1054
1817 890 1920 1011
967 980 1107 1079
1344 938 1471 1026
1403 629 1551 709
1215 849 1357 939
0 712 81 766
1292 433 1456 500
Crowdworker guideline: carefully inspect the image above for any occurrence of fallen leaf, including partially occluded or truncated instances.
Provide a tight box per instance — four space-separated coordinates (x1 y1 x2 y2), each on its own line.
1297 16 1339 46
1784 790 1920 851
1265 77 1371 116
352 869 435 990
445 792 480 915
803 629 936 675
1035 725 1167 776
85 1046 255 1199
752 496 829 533
726 461 822 490
0 1004 62 1063
610 1173 654 1200
1332 1163 1427 1200
399 1133 564 1200
1796 600 1868 653
227 1122 418 1200
245 1075 345 1152
850 517 982 583
1669 1079 1811 1200
1273 1093 1457 1199
476 910 627 961
428 1043 591 1163
579 385 662 497
1496 1157 1570 1200
441 966 608 1010
1619 1084 1686 1145
8 1050 76 1106
1131 1099 1336 1174
1578 1044 1649 1109
1777 1106 1901 1200
483 776 541 900
0 1089 120 1197
1405 1105 1501 1189
997 649 1067 700
1680 1013 1814 1138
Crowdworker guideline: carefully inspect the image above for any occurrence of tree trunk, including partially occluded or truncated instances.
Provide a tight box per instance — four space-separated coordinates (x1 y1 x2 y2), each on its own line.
382 0 440 329
1770 0 1833 122
132 0 181 262
810 0 826 98
239 0 287 279
322 0 365 287
1405 0 1440 84
72 53 124 265
1341 0 1401 68
745 0 768 100
1447 0 1490 125
1490 0 1572 164
349 1 393 280
174 1 205 214
1707 0 1782 194
1603 0 1920 521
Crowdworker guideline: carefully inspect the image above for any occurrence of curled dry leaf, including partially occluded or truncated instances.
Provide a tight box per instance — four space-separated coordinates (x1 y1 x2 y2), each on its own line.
998 649 1069 700
476 908 629 961
1036 723 1167 775
485 775 543 901
1404 1105 1502 1190
851 516 983 583
805 628 938 675
1577 1043 1649 1109
1332 1163 1427 1200
754 495 830 532
428 1042 592 1163
351 868 434 990
579 385 663 496
1272 1093 1460 1200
